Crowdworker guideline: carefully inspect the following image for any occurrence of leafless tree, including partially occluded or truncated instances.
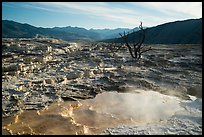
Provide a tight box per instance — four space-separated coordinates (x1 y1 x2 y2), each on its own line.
118 22 152 60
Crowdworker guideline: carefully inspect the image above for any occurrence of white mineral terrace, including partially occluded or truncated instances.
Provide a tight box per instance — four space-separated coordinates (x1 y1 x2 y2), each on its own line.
2 38 202 135
2 89 202 135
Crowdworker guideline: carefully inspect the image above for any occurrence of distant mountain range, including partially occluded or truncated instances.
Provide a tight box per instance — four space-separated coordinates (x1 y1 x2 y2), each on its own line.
103 18 202 44
2 18 202 44
2 20 132 41
89 28 135 40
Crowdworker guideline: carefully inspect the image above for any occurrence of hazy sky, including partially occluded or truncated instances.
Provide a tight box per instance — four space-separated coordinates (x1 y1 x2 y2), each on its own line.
2 2 202 29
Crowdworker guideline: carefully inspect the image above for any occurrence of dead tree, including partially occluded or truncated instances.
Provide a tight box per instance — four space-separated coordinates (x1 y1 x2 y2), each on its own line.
118 22 151 60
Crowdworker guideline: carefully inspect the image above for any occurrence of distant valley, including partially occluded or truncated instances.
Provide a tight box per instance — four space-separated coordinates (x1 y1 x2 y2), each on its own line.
2 18 202 44
2 20 132 42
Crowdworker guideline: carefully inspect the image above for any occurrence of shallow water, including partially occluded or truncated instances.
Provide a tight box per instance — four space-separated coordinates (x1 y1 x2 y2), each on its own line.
2 90 183 135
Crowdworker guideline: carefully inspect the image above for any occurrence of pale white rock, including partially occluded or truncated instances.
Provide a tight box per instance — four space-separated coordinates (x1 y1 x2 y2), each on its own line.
103 67 117 71
18 63 25 71
47 46 52 53
61 77 67 84
5 43 11 47
16 85 27 92
21 66 30 72
43 55 53 63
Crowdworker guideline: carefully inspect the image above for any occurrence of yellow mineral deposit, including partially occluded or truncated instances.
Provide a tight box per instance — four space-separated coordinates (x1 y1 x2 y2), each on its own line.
2 90 184 135
14 115 19 123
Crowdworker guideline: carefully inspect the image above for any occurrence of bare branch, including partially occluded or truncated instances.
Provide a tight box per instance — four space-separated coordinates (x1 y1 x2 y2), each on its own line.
140 47 152 54
115 44 125 52
119 31 135 58
114 22 151 60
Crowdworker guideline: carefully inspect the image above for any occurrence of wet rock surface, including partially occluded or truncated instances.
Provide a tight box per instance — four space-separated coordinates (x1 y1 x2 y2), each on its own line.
2 90 202 135
101 98 202 135
2 38 202 135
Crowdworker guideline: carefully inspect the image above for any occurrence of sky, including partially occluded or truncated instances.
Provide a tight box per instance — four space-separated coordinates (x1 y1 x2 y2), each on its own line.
2 2 202 29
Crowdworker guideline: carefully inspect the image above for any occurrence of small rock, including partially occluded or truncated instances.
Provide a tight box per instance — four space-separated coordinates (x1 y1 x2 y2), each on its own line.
83 69 95 78
66 71 84 80
43 78 55 85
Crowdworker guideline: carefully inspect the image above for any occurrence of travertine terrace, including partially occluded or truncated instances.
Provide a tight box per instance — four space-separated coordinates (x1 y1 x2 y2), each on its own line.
2 38 202 135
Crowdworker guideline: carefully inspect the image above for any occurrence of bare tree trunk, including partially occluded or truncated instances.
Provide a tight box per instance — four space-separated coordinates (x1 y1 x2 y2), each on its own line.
119 32 136 58
118 22 151 60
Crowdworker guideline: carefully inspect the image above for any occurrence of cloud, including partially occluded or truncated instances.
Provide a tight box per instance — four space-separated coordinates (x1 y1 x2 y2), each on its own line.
130 2 202 18
22 2 142 27
2 2 16 8
6 2 202 28
128 2 202 27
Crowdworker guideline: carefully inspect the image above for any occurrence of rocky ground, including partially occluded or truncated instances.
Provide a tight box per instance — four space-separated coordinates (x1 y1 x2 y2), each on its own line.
2 38 202 135
101 96 202 135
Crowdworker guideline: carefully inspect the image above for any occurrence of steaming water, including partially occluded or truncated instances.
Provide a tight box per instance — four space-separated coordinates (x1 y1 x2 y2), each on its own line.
2 89 184 135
